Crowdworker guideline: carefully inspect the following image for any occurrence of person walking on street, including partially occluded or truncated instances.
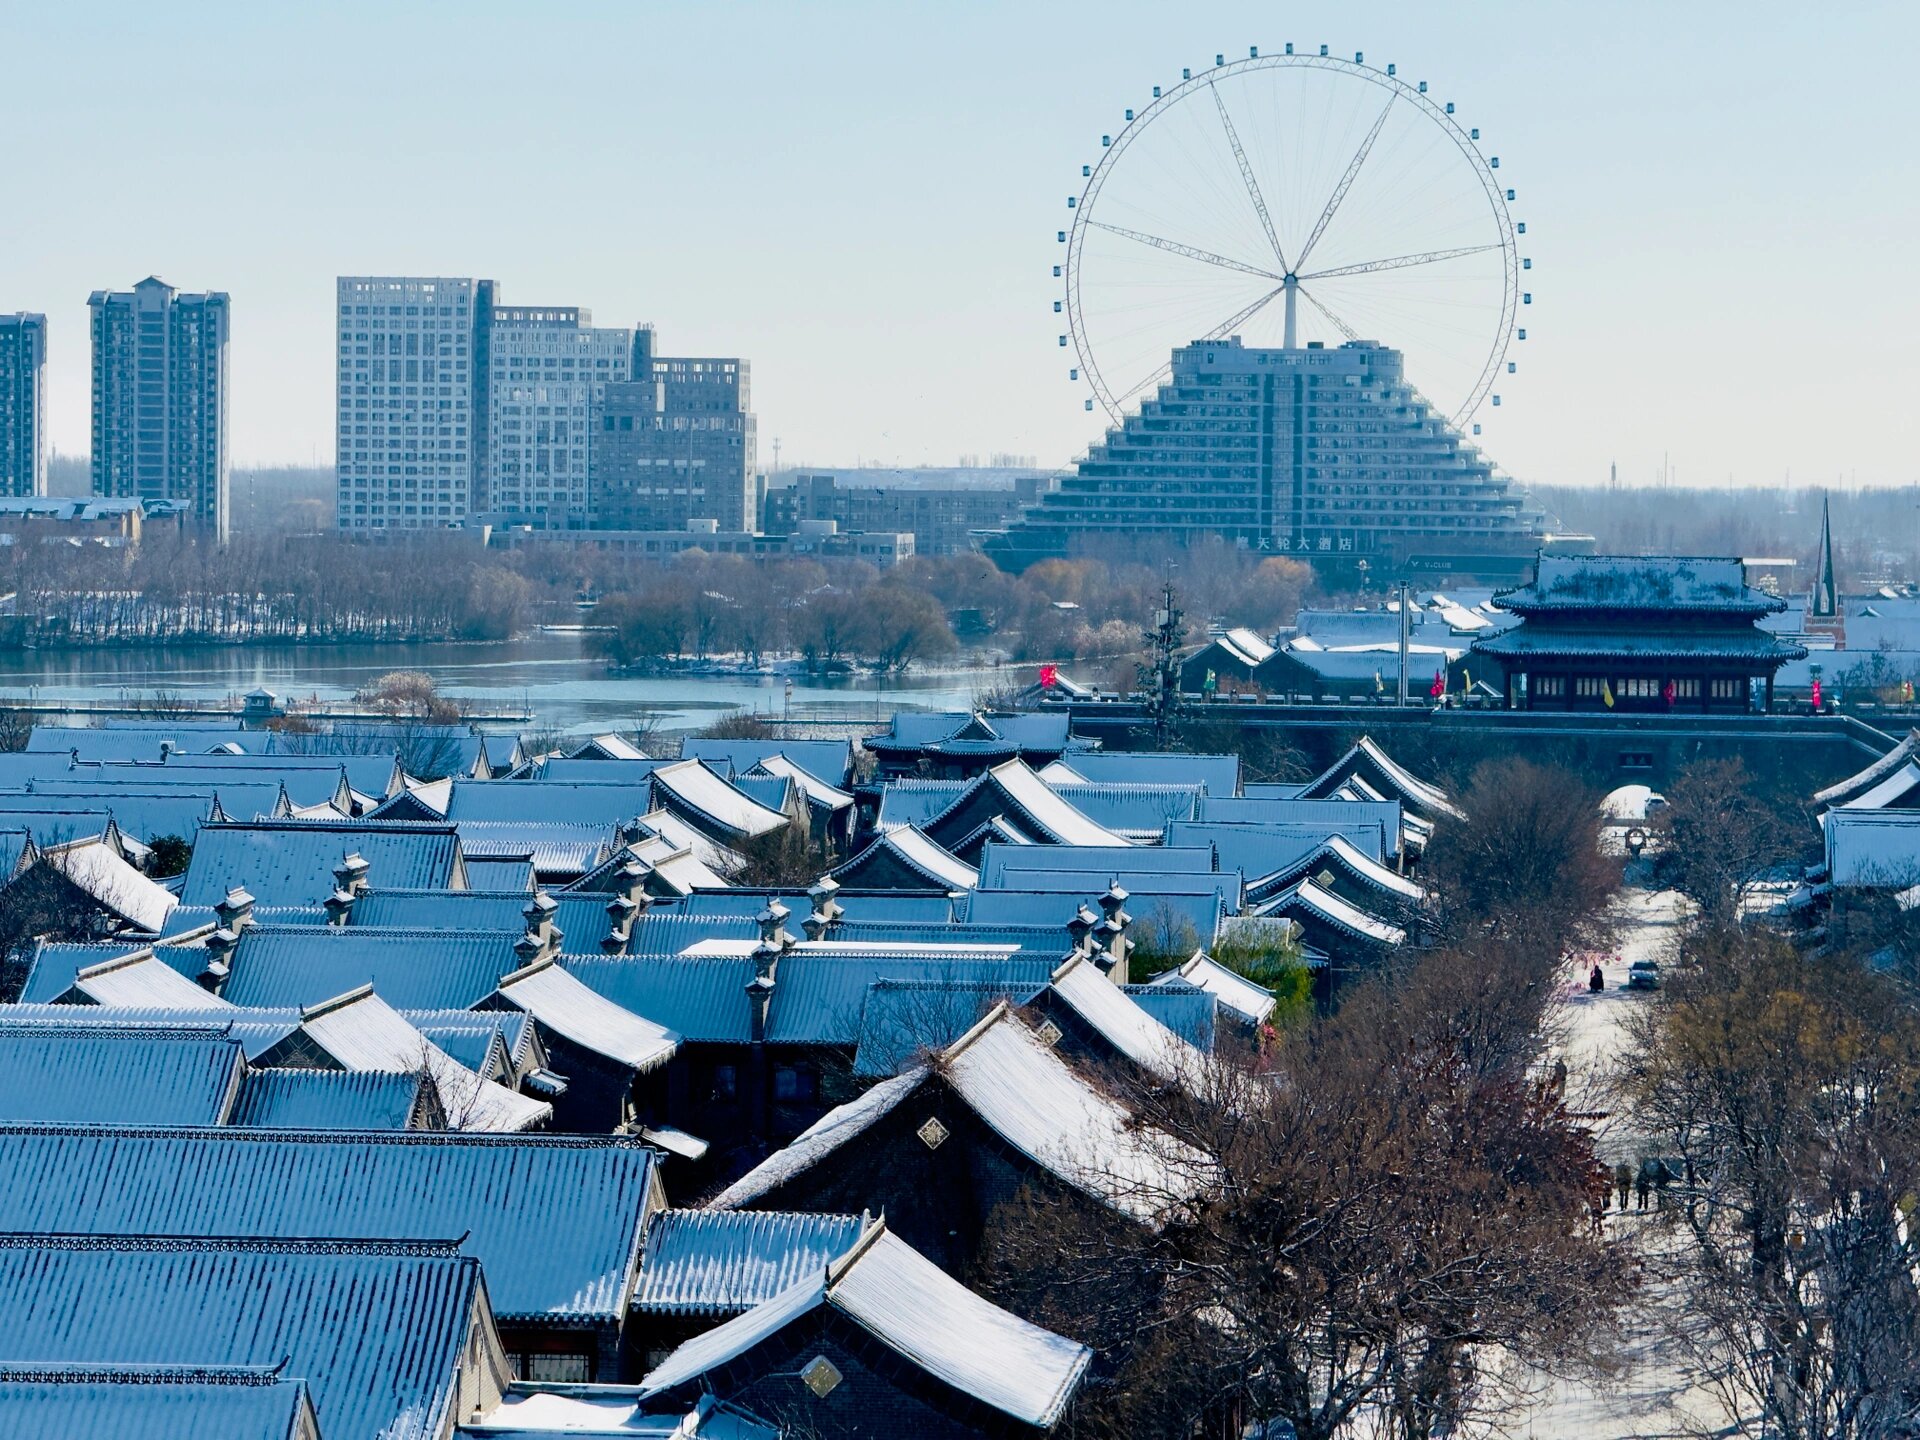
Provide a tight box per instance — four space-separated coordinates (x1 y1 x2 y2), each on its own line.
1613 1161 1633 1211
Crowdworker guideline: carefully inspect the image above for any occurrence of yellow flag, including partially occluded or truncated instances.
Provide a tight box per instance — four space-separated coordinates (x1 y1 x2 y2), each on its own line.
1602 678 1615 708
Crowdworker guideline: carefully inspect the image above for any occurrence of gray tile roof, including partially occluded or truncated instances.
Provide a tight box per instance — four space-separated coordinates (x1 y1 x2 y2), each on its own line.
0 1023 243 1126
0 1234 481 1440
221 927 524 1010
179 821 462 907
230 1069 427 1129
766 955 1058 1046
0 1365 317 1440
633 1208 867 1316
0 1126 658 1321
563 957 757 1043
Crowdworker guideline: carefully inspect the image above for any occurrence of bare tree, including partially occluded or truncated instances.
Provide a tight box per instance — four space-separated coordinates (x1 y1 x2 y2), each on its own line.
1651 758 1804 933
1620 932 1920 1440
981 945 1632 1440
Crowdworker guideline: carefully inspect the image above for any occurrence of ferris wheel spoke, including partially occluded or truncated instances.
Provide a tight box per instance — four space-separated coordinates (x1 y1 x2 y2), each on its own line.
1301 243 1503 282
1087 221 1281 281
1295 95 1395 271
1109 284 1287 409
1297 285 1360 343
1207 82 1290 273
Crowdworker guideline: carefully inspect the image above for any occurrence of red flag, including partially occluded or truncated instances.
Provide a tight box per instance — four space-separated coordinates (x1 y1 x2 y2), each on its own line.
1661 679 1675 708
1811 677 1823 709
1430 669 1446 698
1039 664 1059 690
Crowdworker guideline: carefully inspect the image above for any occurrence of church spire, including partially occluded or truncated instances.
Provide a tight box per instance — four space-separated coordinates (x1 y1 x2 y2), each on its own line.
1813 495 1838 619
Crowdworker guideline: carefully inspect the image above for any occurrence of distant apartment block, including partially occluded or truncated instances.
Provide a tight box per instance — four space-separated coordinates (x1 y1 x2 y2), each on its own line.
335 276 492 532
764 468 1059 555
591 328 756 533
485 305 630 526
337 280 639 531
89 278 229 540
0 313 47 498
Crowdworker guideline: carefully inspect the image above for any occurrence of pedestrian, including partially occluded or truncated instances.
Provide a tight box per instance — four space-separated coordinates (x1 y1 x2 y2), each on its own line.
1613 1161 1633 1211
1635 1163 1652 1211
1589 962 1605 993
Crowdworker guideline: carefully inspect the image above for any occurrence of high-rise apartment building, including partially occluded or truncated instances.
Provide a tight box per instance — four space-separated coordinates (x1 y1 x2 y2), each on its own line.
484 305 631 526
0 313 47 498
591 328 756 532
89 278 229 539
336 280 637 530
985 337 1544 578
335 276 494 531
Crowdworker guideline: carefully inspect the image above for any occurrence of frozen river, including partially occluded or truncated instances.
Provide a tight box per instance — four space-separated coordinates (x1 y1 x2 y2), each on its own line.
0 632 1007 734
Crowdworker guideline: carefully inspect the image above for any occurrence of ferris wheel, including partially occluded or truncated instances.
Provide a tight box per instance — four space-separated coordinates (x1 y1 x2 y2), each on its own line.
1061 47 1526 430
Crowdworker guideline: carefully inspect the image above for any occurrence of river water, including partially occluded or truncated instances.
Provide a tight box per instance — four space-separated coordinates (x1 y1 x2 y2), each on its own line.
0 632 1009 734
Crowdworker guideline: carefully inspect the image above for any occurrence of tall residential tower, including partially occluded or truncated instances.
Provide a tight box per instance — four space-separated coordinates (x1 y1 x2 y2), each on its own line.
0 313 47 497
89 278 229 538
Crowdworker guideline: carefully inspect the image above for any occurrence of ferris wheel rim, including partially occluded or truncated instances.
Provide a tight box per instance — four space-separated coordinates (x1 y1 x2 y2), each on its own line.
1064 51 1519 429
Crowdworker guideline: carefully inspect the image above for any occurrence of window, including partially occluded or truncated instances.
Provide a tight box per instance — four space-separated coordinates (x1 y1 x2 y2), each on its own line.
1711 678 1744 701
773 1065 817 1102
1530 675 1564 697
1575 676 1601 698
507 1352 592 1383
709 1064 736 1101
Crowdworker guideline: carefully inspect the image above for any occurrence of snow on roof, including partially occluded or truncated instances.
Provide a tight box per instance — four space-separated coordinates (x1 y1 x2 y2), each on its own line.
977 759 1134 847
1045 781 1204 836
708 1068 930 1210
643 1221 1090 1428
465 856 536 892
872 779 970 831
564 956 756 1043
220 926 526 1011
0 1022 242 1126
0 1365 318 1440
1152 953 1277 1027
0 1127 658 1322
575 732 652 762
764 954 1056 1046
632 808 745 876
1354 737 1462 819
1814 731 1920 806
488 958 679 1073
1035 759 1086 784
290 986 550 1133
827 1224 1092 1427
1202 627 1275 669
1258 833 1425 904
1046 955 1202 1084
464 1389 776 1439
1836 759 1920 812
648 760 789 840
836 824 979 891
851 980 1026 1077
1501 555 1781 613
62 950 227 1007
1262 879 1407 947
230 1068 427 1129
747 753 855 811
1825 809 1920 888
0 1235 480 1440
683 738 853 788
179 821 462 908
633 1208 869 1316
35 839 177 931
941 1006 1209 1221
453 822 618 877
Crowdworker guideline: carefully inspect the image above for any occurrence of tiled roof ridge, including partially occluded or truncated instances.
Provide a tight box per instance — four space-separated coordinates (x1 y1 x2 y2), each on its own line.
0 1019 232 1041
195 818 457 832
0 1230 467 1258
0 1361 294 1387
0 1121 649 1149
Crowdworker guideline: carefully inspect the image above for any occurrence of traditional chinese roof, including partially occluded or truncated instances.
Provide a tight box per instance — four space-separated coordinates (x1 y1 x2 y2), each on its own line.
0 1127 658 1322
0 1364 320 1440
0 1022 244 1126
1148 953 1277 1027
179 821 463 908
641 1220 1090 1429
633 1209 870 1317
1814 730 1920 808
230 1068 429 1130
1495 555 1787 616
1470 627 1806 663
0 1235 484 1440
483 957 679 1074
830 824 979 892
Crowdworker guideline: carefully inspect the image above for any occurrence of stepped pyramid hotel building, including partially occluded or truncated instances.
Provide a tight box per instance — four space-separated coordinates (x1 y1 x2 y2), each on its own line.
986 337 1574 580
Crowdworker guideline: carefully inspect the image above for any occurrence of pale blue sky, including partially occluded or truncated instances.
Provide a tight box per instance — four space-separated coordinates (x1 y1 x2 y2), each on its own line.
3 0 1915 491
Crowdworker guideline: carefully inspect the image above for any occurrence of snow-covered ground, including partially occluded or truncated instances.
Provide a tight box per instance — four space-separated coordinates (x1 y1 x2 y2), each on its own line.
1516 886 1731 1440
